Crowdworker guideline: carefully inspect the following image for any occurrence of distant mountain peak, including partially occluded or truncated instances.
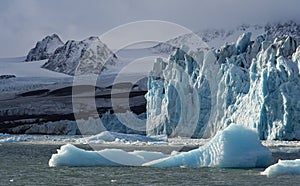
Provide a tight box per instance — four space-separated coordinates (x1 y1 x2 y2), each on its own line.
85 36 100 41
42 36 117 76
25 34 64 62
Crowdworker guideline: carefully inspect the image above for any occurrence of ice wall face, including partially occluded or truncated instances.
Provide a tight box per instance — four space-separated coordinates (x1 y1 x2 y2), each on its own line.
146 49 210 138
146 33 300 140
230 35 300 140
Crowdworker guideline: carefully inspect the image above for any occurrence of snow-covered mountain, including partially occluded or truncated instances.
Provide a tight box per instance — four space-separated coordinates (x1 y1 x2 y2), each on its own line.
146 31 300 140
26 21 300 77
42 36 117 76
25 34 64 61
152 21 300 53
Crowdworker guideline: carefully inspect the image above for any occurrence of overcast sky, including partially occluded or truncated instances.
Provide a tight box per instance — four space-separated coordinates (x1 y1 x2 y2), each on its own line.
1 0 300 57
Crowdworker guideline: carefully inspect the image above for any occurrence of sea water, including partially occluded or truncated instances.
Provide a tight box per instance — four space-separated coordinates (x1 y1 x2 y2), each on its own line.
1 143 300 185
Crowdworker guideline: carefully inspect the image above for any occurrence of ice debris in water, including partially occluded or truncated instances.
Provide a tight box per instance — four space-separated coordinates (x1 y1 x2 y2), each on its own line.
78 131 167 144
49 124 271 168
262 159 300 177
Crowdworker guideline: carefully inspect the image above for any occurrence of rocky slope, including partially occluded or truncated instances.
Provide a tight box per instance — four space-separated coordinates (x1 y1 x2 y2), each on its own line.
25 34 64 61
0 78 147 135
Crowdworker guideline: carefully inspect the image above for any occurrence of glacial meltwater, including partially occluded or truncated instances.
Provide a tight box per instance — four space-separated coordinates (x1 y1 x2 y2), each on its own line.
1 142 300 185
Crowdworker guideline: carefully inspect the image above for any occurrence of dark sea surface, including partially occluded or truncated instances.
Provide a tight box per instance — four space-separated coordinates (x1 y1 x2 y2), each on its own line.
1 143 300 186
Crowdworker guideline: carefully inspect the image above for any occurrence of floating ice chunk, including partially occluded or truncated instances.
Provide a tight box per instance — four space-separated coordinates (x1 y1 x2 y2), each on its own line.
0 136 22 143
144 124 271 168
0 134 32 142
261 159 300 177
78 131 167 144
0 133 10 138
82 131 115 142
49 144 117 167
48 144 168 167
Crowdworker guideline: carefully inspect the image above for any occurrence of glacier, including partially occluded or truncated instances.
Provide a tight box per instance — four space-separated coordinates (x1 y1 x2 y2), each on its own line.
49 124 271 168
146 32 300 140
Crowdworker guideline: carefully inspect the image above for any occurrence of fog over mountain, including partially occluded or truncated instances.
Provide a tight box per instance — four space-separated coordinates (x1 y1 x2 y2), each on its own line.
1 0 300 57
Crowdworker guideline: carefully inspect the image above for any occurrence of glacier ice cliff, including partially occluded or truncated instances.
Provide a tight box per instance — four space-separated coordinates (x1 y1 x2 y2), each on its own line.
3 111 146 135
146 32 300 140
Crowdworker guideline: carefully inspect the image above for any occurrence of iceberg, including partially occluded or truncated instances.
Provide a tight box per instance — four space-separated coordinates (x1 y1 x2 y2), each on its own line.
49 124 271 168
48 144 167 167
144 124 271 168
261 159 300 177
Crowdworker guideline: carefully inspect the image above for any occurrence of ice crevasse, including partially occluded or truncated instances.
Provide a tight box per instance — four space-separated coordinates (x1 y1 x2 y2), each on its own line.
49 125 271 168
146 32 300 140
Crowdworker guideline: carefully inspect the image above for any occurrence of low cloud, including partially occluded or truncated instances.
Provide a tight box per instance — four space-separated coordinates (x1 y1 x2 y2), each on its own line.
0 0 300 57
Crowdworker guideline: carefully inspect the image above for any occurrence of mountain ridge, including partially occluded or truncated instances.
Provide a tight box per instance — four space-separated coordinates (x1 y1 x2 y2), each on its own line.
42 36 117 76
25 34 64 62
